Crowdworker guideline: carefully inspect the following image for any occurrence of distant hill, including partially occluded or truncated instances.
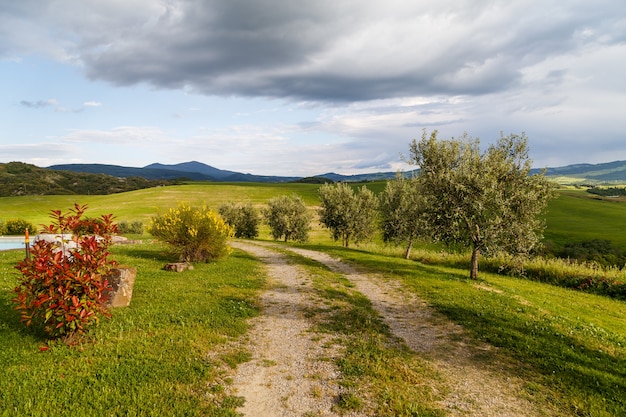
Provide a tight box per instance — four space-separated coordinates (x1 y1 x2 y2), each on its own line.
39 159 626 186
0 162 174 197
49 163 215 181
531 160 626 184
49 161 412 183
144 161 237 180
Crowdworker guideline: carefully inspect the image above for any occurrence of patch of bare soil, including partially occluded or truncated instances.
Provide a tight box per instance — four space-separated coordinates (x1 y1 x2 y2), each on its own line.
229 241 555 417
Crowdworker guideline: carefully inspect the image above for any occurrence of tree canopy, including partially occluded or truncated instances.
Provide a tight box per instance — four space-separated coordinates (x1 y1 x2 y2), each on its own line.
408 130 555 279
318 183 378 247
378 174 428 259
263 194 311 243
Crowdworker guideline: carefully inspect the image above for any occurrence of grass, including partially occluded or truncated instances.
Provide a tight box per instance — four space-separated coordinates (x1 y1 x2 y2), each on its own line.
0 243 265 416
0 182 325 226
310 244 626 417
543 189 626 250
2 184 626 415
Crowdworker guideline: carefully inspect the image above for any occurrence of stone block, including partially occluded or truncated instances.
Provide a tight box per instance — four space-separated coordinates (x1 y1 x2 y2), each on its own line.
106 267 137 307
163 262 194 272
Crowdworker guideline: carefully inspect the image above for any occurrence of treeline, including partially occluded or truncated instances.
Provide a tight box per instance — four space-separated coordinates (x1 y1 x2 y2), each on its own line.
586 187 626 197
544 239 626 268
0 162 176 197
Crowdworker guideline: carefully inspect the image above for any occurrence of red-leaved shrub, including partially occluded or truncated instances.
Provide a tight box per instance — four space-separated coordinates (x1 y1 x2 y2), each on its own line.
13 204 118 339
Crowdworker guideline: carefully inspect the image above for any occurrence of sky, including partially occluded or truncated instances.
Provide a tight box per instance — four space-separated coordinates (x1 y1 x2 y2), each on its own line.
1 0 625 177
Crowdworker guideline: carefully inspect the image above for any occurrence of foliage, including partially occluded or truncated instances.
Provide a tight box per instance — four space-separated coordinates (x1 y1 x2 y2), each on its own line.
556 239 626 268
263 194 311 242
218 201 260 239
2 218 38 235
318 183 378 247
0 161 174 197
378 175 428 259
117 220 144 235
149 202 233 262
587 186 626 197
407 130 556 279
13 204 117 339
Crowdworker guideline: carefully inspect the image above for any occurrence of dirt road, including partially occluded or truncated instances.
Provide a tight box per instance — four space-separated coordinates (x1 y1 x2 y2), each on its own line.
229 241 551 417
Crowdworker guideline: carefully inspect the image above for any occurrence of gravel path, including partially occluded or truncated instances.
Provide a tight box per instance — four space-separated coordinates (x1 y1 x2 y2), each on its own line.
229 241 363 417
229 241 553 417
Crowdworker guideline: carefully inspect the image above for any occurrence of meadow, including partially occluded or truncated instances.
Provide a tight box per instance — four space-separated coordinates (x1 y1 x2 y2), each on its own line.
1 182 626 416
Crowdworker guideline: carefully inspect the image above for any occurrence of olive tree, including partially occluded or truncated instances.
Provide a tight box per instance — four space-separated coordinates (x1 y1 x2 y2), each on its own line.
408 130 555 279
263 194 311 242
318 183 378 247
219 201 260 239
378 175 428 259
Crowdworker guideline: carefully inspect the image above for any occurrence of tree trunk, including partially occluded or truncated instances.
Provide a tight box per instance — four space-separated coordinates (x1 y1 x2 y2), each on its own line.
470 244 480 279
404 238 413 260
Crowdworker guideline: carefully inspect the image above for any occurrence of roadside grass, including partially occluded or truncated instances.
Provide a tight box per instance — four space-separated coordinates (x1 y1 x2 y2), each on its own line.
280 250 446 417
309 244 626 417
0 243 265 417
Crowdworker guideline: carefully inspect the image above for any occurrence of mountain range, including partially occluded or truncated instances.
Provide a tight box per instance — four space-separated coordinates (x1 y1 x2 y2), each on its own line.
48 160 626 184
48 161 409 183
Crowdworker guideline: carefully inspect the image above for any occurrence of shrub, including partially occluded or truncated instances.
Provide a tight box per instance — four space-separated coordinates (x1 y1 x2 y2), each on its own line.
149 202 233 262
4 218 38 235
318 183 377 247
13 204 118 339
218 202 260 239
117 220 144 235
263 194 311 243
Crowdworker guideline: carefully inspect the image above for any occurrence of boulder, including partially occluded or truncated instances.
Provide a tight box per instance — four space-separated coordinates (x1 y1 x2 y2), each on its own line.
105 267 137 307
163 262 194 272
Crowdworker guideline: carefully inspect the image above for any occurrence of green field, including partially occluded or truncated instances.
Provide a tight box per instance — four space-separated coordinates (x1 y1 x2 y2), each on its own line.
1 182 624 251
0 182 323 226
1 183 626 416
543 189 626 250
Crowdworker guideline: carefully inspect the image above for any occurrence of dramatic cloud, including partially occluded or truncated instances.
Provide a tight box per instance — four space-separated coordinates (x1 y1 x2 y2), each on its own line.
1 0 625 174
3 0 624 102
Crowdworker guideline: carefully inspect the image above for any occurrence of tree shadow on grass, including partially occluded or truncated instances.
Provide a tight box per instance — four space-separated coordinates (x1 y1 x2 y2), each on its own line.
0 291 49 343
440 301 626 414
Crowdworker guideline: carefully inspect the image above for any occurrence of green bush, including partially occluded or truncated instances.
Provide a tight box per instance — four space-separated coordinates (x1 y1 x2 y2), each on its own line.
263 194 311 243
13 204 117 339
3 218 38 235
218 202 259 239
149 202 233 262
117 220 144 235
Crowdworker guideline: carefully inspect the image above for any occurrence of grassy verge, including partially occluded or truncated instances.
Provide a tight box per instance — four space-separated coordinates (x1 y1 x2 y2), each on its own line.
309 244 626 417
0 243 265 417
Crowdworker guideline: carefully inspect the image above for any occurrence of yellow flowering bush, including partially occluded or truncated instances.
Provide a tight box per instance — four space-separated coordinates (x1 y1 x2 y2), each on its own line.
149 202 233 262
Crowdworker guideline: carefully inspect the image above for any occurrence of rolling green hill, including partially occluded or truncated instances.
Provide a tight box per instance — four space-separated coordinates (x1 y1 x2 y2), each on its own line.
0 162 175 197
1 182 625 254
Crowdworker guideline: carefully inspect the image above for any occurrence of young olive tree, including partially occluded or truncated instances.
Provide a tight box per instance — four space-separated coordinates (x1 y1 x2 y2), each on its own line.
219 201 260 239
318 183 378 248
409 130 555 279
264 194 311 242
378 175 429 259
